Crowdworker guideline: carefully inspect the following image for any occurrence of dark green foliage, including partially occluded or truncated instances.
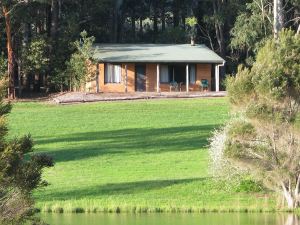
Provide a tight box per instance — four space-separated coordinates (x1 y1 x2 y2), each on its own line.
0 0 298 94
252 31 300 102
64 53 86 90
227 30 300 123
226 66 253 105
219 30 300 208
0 80 54 223
235 179 264 193
230 1 272 56
0 54 8 79
64 31 96 90
22 38 49 76
157 27 187 43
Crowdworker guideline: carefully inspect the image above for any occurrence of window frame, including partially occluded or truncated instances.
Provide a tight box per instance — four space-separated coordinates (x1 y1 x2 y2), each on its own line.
159 64 170 84
104 63 122 84
189 64 197 84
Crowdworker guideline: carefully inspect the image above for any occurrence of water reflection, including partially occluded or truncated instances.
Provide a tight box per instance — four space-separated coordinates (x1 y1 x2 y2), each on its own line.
285 215 300 225
41 213 300 225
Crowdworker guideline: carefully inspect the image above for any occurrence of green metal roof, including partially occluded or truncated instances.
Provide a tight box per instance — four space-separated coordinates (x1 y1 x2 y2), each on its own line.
92 44 225 64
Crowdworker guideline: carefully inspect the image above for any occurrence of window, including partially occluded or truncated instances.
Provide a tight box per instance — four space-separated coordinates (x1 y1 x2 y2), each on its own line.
160 65 169 83
105 63 122 83
158 64 196 84
189 64 196 84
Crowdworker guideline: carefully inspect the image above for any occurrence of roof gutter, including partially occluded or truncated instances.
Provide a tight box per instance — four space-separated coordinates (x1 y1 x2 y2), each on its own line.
216 60 226 73
95 59 225 64
218 60 225 67
215 60 226 92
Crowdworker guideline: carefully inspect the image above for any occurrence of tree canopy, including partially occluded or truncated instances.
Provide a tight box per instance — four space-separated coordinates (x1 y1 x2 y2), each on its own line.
0 0 297 97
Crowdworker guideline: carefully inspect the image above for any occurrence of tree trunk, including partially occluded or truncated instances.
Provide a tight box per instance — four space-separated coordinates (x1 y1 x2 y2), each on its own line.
173 0 180 27
22 23 30 93
50 0 59 40
47 0 59 90
274 0 284 39
113 9 118 42
281 180 300 209
283 190 295 209
114 0 123 42
24 23 30 44
217 23 225 57
50 0 59 55
2 6 15 99
117 13 125 42
46 4 52 37
213 0 225 58
131 15 136 41
17 60 22 97
139 17 143 34
161 5 165 32
182 12 186 30
153 7 158 33
34 74 41 92
58 0 62 19
284 214 300 225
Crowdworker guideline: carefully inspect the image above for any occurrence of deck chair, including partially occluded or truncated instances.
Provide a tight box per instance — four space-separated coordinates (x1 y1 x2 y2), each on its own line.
169 81 179 92
201 79 209 92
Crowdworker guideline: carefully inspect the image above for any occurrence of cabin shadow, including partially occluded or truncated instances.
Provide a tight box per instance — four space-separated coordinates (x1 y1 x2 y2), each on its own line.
35 124 219 163
39 177 208 201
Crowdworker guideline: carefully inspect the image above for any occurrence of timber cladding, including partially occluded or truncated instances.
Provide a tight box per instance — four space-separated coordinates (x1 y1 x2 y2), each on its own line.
90 63 212 93
126 64 135 92
146 64 157 92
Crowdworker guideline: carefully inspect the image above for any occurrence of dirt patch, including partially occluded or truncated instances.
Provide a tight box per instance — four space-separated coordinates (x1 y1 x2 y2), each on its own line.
52 91 227 104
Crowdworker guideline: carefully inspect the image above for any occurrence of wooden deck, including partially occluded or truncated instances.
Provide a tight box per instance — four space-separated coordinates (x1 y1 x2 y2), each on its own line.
53 91 227 104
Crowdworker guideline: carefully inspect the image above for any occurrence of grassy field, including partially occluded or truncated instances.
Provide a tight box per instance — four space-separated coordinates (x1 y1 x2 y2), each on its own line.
8 98 275 213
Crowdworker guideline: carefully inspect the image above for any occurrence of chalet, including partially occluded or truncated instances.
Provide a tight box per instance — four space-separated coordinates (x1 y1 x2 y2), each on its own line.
89 44 225 93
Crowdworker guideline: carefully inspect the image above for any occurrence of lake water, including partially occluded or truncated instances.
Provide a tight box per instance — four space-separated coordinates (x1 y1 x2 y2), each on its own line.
41 213 300 225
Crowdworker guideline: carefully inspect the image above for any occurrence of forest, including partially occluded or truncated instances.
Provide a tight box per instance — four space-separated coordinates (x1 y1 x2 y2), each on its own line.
0 0 299 98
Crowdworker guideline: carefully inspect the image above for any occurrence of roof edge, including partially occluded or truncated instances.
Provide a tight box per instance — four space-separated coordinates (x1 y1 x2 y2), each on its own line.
93 59 225 64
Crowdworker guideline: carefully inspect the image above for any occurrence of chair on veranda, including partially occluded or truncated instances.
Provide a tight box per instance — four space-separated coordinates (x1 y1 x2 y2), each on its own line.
200 79 209 92
169 81 179 92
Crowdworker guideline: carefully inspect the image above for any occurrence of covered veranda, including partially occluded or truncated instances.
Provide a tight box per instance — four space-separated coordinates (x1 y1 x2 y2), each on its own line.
153 63 224 93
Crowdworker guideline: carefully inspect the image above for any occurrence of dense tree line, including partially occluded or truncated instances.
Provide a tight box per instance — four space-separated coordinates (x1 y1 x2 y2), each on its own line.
0 0 298 98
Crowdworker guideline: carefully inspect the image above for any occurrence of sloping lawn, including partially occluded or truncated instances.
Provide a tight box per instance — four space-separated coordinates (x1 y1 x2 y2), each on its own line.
8 98 274 213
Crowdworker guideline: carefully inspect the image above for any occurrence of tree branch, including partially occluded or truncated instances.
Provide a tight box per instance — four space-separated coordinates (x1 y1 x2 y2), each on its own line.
5 0 29 16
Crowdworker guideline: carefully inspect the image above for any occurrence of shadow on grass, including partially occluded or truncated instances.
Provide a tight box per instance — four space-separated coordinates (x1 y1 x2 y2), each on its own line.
39 177 208 201
35 125 219 163
35 124 219 163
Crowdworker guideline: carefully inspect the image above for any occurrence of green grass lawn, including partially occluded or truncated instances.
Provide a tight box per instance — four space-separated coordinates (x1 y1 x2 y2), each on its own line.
8 98 275 213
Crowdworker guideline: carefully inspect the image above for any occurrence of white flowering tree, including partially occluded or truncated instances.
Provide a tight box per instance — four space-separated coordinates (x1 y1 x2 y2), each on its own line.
209 30 300 209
